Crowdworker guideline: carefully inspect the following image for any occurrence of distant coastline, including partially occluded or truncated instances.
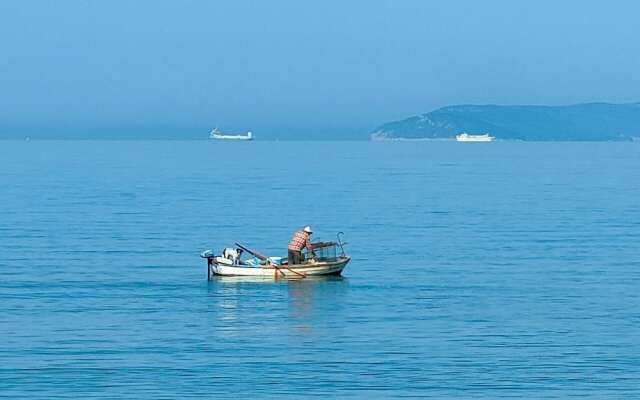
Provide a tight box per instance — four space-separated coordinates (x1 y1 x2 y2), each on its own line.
371 102 640 141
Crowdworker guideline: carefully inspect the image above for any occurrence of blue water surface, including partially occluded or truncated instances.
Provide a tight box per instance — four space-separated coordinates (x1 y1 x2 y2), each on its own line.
1 140 639 398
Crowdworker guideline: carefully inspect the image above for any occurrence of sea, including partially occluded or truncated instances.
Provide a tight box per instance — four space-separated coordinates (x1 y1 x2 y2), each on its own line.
1 140 639 399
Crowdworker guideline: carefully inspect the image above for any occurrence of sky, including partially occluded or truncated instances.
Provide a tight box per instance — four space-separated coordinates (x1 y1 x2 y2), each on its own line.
1 0 639 139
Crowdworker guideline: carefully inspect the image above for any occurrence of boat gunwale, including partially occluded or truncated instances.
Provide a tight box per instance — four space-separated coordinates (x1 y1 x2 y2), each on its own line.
208 256 350 271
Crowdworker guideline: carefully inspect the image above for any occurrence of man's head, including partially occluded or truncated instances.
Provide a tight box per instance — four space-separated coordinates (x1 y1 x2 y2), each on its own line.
303 226 313 235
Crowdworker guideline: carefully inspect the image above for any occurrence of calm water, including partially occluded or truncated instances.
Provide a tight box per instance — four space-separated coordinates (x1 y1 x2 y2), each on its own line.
2 140 639 398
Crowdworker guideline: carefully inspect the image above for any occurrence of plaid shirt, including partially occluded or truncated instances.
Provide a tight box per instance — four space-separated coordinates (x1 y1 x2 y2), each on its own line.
288 230 313 251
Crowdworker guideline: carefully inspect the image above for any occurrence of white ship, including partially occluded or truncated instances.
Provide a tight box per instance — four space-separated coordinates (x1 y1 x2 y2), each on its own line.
456 132 495 142
209 128 253 140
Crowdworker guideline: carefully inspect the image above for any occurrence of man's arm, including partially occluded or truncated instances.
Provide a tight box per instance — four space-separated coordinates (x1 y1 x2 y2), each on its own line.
306 237 315 255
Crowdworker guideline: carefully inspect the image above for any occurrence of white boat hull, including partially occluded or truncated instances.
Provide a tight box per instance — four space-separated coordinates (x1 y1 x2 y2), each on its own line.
209 129 253 140
456 133 495 142
210 134 253 140
207 257 350 278
456 137 493 142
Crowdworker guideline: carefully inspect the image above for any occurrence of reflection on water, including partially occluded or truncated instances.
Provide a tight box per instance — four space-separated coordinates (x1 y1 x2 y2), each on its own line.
287 276 348 326
210 274 346 285
205 275 349 337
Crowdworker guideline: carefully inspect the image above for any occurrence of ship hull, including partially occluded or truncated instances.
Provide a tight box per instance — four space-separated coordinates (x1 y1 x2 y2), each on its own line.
456 137 494 142
456 133 495 142
206 257 350 278
208 129 253 140
210 135 253 140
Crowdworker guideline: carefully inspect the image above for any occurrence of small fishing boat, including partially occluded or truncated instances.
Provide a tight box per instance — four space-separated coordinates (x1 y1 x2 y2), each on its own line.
201 233 350 279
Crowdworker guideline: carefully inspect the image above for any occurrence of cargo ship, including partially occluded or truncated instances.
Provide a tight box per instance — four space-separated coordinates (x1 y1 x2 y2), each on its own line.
209 128 253 140
455 133 495 142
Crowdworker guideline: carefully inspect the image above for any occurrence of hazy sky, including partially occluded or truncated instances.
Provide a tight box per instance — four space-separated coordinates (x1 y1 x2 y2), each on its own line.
1 0 639 138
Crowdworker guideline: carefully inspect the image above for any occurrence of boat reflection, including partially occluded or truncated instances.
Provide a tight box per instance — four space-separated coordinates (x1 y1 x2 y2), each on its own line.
207 274 349 335
210 274 346 284
286 276 348 332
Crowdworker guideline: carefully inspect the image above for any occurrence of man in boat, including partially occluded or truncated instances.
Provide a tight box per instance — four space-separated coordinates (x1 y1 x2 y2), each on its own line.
288 226 315 265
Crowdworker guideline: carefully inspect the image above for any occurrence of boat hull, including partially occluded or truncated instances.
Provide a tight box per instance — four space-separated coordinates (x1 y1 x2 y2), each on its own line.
207 257 350 278
456 137 493 142
210 135 253 140
456 133 495 142
208 129 253 140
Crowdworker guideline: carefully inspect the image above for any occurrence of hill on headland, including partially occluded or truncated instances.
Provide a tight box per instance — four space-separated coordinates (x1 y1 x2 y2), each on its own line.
371 102 640 141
